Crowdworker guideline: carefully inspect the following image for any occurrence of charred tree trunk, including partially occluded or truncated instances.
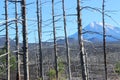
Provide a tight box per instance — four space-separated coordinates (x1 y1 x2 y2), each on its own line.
5 0 10 80
62 0 71 79
36 0 43 79
102 0 107 80
21 0 29 80
77 0 87 80
52 0 58 79
15 0 21 80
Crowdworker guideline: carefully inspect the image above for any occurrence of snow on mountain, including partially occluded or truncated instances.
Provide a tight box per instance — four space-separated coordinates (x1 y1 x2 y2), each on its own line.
69 22 120 42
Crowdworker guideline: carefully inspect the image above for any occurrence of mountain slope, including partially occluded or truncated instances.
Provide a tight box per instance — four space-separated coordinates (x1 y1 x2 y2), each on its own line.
69 22 120 42
0 37 15 47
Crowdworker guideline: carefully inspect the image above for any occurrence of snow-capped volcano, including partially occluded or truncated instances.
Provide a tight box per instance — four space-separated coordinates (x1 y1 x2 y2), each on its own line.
69 22 120 42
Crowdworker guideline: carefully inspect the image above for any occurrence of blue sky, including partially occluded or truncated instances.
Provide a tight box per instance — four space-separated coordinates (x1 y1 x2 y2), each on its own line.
0 0 120 43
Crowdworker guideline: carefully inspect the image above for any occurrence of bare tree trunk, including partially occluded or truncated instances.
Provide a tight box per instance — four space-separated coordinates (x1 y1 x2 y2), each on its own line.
36 0 43 79
34 31 39 79
15 0 21 80
77 0 87 80
84 50 88 80
62 0 71 80
52 0 58 79
21 0 29 80
102 0 107 80
5 0 10 80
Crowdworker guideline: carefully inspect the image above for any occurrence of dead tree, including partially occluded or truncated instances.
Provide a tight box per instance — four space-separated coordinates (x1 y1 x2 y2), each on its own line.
34 31 39 79
77 0 87 80
21 0 29 80
102 0 107 80
36 0 43 79
15 0 21 80
52 0 58 79
62 0 71 79
5 0 10 80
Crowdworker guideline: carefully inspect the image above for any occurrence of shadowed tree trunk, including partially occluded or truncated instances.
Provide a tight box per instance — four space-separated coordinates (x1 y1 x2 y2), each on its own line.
102 0 107 80
21 0 29 80
14 0 21 80
34 31 39 79
36 0 43 79
77 0 87 80
62 0 72 79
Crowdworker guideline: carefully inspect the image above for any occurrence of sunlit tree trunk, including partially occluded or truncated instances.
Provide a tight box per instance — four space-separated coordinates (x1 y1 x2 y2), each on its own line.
5 0 10 80
52 0 58 79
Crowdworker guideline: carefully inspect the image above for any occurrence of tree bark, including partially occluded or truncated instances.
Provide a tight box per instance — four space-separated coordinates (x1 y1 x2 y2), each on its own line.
77 0 87 80
36 0 43 79
21 0 29 80
52 0 58 79
15 0 21 80
5 0 10 80
102 0 107 80
62 0 72 79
